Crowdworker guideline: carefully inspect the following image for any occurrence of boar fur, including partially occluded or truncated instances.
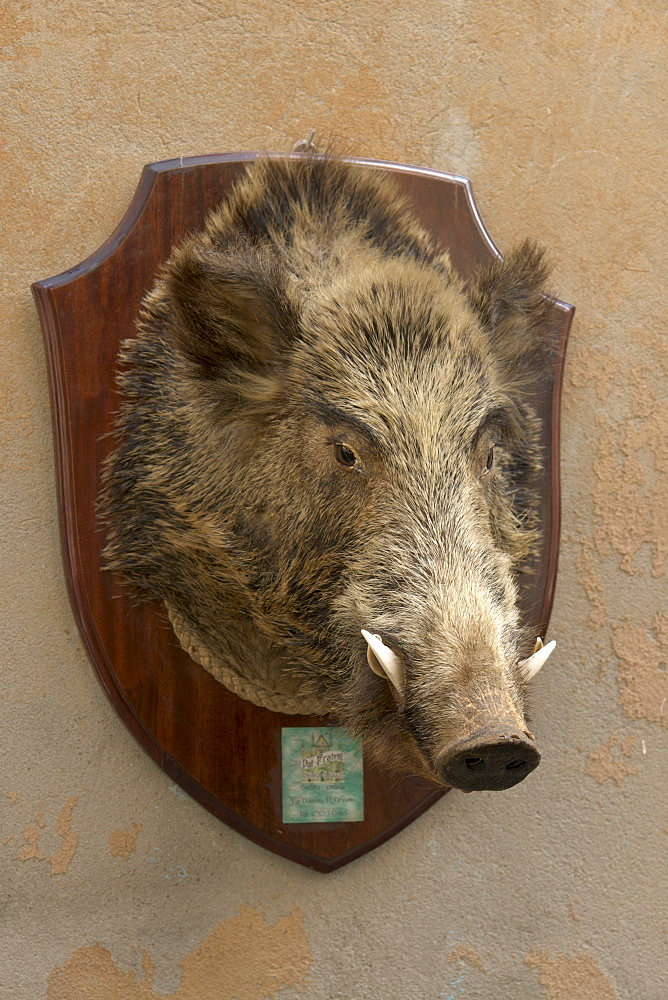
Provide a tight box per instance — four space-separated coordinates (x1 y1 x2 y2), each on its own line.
101 154 554 785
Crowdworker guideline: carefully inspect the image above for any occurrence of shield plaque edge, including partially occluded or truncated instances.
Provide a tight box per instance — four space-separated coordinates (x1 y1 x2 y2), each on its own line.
32 153 574 871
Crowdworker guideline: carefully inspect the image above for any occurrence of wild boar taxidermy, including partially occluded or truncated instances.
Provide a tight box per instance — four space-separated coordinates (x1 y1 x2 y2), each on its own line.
101 154 558 792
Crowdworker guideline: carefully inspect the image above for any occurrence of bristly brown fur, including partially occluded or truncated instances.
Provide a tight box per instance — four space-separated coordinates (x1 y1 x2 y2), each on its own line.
100 153 554 782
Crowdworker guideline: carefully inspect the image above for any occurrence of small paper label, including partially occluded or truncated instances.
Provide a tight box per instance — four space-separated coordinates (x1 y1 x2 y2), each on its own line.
281 727 364 824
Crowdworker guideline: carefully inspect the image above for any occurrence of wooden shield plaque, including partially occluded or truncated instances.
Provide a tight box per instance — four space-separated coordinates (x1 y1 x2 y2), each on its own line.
32 153 574 871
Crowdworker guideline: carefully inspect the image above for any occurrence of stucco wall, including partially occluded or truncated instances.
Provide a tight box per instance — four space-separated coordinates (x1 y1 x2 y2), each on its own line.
2 2 666 997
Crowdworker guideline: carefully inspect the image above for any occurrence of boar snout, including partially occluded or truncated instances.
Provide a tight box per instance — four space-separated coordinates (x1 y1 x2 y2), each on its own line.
437 725 540 791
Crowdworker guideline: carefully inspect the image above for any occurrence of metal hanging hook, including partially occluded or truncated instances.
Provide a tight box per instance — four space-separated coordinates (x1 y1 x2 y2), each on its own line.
292 130 318 153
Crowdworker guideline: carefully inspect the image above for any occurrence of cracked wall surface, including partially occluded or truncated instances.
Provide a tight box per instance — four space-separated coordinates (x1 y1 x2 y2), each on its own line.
1 2 666 997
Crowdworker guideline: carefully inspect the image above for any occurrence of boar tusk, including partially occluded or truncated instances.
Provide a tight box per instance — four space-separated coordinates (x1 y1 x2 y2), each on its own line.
518 638 556 681
361 629 404 692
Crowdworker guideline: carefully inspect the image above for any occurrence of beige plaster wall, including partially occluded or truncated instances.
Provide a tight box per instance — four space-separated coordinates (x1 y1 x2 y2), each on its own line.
1 2 666 997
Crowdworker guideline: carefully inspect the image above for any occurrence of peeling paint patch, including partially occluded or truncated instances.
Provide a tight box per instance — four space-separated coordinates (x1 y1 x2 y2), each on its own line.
568 337 620 403
592 383 667 578
48 944 155 1000
612 616 668 726
525 949 620 1000
50 797 78 875
178 906 311 997
109 823 142 861
5 791 18 804
592 422 648 577
47 906 312 1000
623 377 668 580
447 944 485 970
18 808 46 862
15 799 78 872
585 731 638 786
574 537 607 629
0 3 40 63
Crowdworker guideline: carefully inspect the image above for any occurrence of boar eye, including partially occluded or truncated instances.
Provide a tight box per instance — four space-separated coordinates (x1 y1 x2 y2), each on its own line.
334 443 358 468
483 445 495 475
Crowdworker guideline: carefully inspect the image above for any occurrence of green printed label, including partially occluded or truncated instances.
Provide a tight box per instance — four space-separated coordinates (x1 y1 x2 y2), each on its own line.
281 727 364 824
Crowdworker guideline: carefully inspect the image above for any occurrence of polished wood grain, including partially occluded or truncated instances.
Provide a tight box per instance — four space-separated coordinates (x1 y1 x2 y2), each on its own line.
32 153 573 871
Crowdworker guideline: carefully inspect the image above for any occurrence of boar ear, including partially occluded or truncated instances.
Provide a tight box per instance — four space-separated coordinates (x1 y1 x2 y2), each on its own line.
467 241 554 376
164 236 297 380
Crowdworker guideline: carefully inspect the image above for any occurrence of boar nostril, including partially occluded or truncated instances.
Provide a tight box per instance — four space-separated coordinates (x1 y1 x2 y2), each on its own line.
437 729 541 791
